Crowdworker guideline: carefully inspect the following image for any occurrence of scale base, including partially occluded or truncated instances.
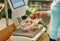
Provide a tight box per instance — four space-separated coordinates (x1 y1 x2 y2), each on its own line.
10 27 46 41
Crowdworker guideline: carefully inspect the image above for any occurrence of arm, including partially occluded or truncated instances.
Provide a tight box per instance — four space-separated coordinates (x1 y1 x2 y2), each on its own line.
39 11 51 17
0 24 16 41
37 11 51 18
30 10 51 19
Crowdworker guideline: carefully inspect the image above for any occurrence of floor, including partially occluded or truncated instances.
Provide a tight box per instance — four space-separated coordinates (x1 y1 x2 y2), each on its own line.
0 18 49 41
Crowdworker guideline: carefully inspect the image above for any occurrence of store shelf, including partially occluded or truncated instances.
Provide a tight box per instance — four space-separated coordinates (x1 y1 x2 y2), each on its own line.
28 0 52 11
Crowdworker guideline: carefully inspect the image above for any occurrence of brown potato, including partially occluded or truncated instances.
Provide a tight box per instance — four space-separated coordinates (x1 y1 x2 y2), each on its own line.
29 19 32 23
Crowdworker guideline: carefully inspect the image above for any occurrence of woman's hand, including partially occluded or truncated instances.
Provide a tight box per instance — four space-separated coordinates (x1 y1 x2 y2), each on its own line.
30 11 47 19
30 11 40 19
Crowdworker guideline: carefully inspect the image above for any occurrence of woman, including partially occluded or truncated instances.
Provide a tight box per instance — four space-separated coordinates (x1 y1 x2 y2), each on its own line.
30 0 60 41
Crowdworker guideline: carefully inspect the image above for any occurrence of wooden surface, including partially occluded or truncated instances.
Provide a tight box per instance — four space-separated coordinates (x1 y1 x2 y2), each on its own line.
37 32 49 41
0 24 16 41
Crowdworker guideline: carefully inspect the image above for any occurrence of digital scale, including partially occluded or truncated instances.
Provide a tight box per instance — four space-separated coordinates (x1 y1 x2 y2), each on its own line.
8 0 46 41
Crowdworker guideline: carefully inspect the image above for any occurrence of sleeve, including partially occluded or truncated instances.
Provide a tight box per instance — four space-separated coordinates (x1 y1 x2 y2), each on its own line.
47 11 51 17
57 27 60 38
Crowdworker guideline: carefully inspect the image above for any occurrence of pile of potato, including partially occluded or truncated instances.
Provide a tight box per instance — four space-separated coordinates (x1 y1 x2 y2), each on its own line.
20 19 39 32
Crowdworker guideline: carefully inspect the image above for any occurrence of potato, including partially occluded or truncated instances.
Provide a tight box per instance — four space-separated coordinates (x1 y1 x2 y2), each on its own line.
29 19 32 23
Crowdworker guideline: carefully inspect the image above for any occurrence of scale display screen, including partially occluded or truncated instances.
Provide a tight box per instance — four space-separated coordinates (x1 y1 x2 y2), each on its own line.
10 0 25 9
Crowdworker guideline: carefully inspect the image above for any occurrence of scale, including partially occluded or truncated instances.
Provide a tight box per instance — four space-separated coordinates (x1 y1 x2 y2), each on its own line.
8 0 46 41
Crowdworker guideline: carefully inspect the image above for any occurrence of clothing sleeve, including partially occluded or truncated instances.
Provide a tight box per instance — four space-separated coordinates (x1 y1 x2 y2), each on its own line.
47 11 51 17
57 27 60 38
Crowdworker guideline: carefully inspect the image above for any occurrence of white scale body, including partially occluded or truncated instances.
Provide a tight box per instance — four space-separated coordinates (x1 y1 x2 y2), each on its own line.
8 0 46 41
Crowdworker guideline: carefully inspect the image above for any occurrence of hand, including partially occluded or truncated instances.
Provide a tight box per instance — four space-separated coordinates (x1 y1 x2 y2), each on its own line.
30 11 47 19
30 11 41 19
56 38 60 41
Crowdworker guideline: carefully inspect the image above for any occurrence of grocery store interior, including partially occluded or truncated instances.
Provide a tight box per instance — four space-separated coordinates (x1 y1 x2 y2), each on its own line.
0 0 53 41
